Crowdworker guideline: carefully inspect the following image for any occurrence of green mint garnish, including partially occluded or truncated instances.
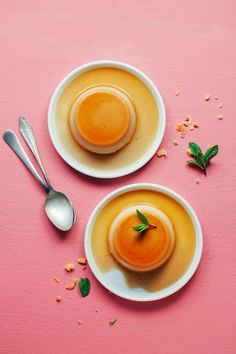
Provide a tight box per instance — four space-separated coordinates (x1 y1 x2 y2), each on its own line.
133 209 156 238
187 142 219 175
79 278 90 297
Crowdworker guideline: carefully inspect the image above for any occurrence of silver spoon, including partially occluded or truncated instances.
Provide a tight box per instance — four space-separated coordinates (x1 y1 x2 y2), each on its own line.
3 129 75 231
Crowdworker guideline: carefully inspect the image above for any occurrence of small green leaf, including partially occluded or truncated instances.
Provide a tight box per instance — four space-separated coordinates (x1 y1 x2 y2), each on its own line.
204 145 219 165
189 142 202 157
195 152 206 168
136 209 149 225
133 224 148 232
79 278 90 297
186 160 205 172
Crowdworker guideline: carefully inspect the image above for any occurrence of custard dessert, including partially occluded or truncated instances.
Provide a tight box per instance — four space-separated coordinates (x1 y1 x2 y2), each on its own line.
70 86 136 154
108 205 175 272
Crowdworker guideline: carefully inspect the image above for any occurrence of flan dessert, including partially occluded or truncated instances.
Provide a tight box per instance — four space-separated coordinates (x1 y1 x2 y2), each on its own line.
108 205 175 272
70 86 136 154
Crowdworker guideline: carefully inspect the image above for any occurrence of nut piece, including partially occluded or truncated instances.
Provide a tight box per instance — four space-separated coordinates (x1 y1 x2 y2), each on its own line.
218 103 223 108
109 318 117 326
66 278 78 290
156 148 167 157
193 122 199 128
204 94 211 101
77 320 82 325
53 277 60 283
173 140 179 146
82 266 86 270
65 263 75 272
217 115 223 120
187 148 192 156
180 131 186 139
77 257 87 265
175 91 180 96
56 295 62 302
195 179 200 184
176 123 185 132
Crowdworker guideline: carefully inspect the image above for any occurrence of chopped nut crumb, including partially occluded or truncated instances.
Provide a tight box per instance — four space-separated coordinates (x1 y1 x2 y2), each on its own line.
109 318 117 326
65 263 75 272
180 131 186 139
184 115 192 122
189 125 194 131
66 278 78 290
214 96 219 100
187 148 192 156
82 266 86 270
204 94 211 101
195 179 200 184
95 309 98 313
176 123 185 132
156 148 167 157
173 140 179 145
193 122 199 128
53 277 60 283
77 257 87 265
175 91 180 96
217 115 223 120
56 295 62 302
218 103 223 108
77 320 82 325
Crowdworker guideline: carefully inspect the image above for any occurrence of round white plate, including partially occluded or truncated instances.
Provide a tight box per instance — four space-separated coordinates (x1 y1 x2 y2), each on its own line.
48 60 166 178
85 183 203 302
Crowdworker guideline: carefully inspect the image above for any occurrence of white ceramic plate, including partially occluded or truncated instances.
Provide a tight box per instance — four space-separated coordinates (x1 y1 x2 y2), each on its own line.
48 60 166 178
85 183 203 302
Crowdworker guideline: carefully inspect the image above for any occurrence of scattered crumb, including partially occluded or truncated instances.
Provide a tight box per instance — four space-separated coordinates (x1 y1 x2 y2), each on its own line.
195 179 200 184
56 295 62 302
77 257 87 265
204 94 211 101
176 123 185 132
173 140 179 146
65 263 75 272
109 319 117 326
214 96 219 100
77 320 82 325
189 125 194 131
82 266 86 270
156 148 167 157
193 122 199 128
218 103 223 108
187 148 192 156
175 91 180 96
95 309 98 313
53 277 60 283
217 115 223 120
180 131 186 139
66 278 78 290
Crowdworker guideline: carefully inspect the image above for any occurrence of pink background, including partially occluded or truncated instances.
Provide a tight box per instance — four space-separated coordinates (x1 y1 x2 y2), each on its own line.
0 1 235 353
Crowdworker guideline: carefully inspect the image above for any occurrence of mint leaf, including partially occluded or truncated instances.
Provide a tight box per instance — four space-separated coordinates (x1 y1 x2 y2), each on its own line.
189 142 202 157
136 209 149 225
79 278 90 297
204 145 219 165
133 224 149 232
186 160 205 171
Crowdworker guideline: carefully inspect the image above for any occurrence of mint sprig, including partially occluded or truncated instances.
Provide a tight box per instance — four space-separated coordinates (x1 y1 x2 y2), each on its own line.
133 209 156 238
187 142 218 175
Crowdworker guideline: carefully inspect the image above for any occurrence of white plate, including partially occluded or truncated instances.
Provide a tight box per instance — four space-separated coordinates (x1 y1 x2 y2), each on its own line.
48 60 166 178
85 183 203 302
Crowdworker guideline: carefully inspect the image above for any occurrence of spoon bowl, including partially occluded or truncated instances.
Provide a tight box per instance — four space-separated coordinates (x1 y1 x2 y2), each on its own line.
45 190 74 231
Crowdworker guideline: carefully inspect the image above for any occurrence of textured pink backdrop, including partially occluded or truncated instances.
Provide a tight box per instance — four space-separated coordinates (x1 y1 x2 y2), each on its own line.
0 1 236 353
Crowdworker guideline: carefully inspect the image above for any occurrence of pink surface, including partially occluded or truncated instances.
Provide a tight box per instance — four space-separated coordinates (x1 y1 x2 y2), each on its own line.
0 1 235 353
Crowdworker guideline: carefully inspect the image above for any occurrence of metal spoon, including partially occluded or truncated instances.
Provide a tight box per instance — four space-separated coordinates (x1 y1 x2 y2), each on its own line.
3 129 75 231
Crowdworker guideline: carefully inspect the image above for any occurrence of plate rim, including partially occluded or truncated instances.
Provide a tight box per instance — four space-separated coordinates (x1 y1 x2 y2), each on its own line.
48 60 166 178
84 183 203 302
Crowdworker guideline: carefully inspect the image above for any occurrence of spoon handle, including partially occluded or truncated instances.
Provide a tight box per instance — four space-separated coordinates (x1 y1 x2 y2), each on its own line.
3 130 49 193
19 116 52 190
